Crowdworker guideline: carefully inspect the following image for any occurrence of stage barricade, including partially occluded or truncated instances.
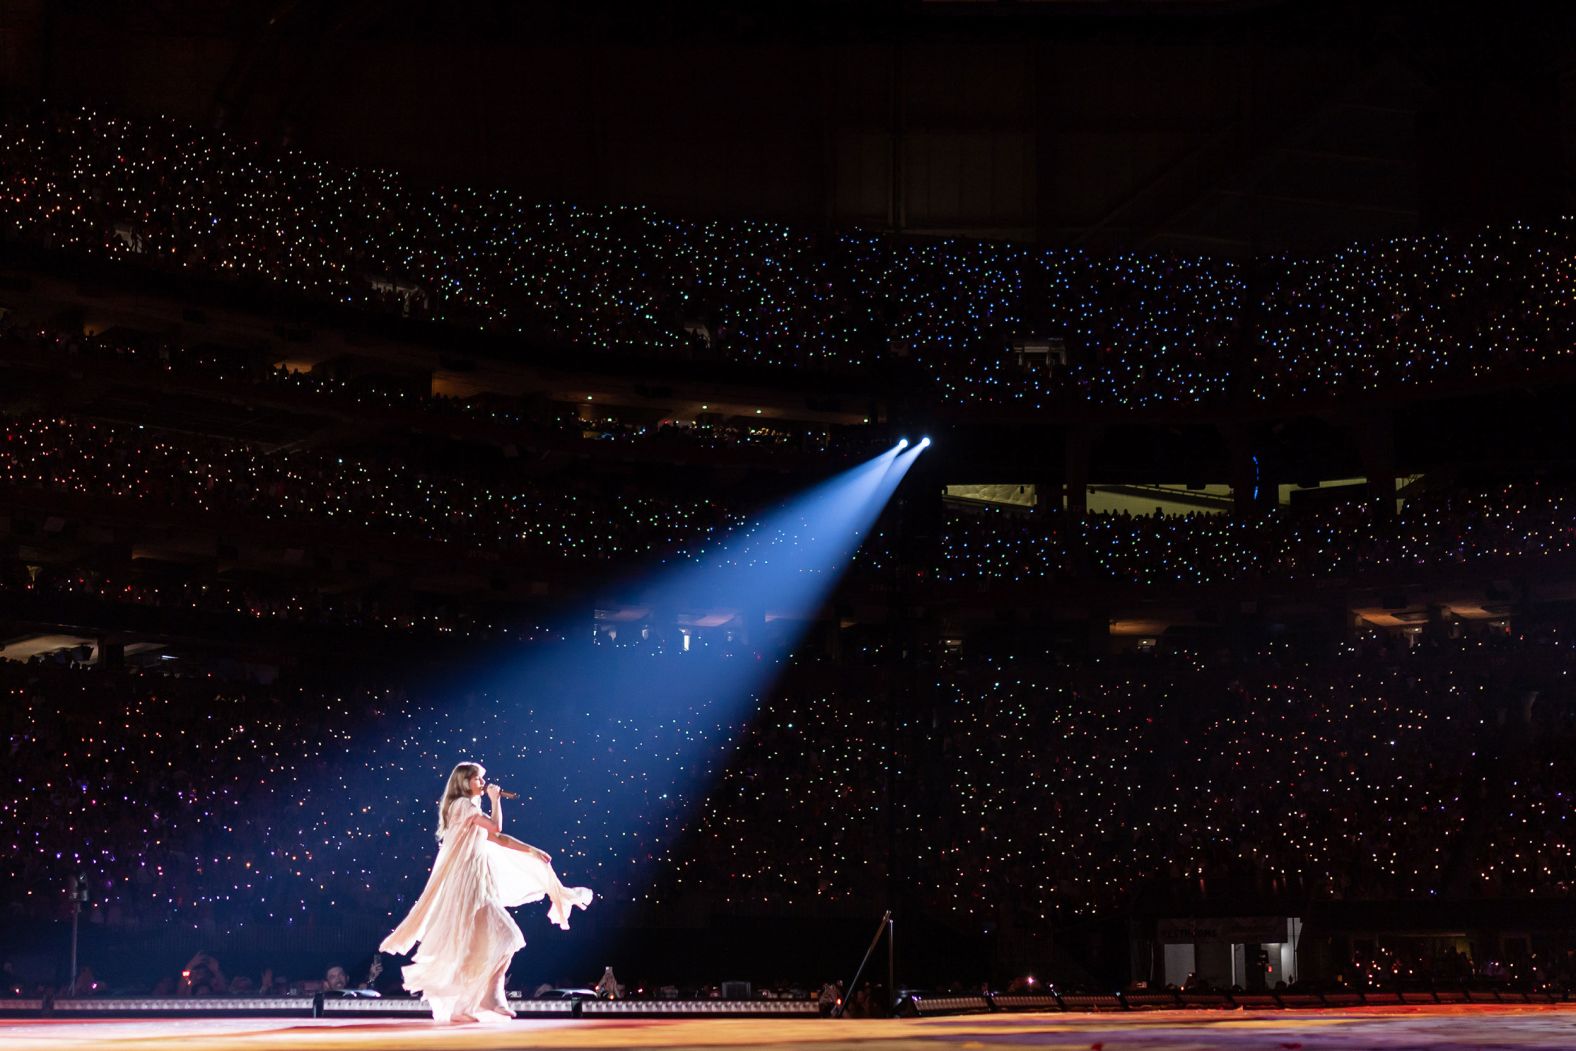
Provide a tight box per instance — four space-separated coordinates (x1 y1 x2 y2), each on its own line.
0 999 45 1017
580 1000 819 1017
51 997 313 1016
1056 994 1123 1012
988 994 1060 1012
4 990 1572 1021
902 994 993 1016
321 996 578 1018
318 995 429 1016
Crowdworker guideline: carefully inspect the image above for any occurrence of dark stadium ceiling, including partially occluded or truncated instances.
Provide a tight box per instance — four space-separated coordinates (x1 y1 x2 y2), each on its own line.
46 0 1307 36
9 2 1574 254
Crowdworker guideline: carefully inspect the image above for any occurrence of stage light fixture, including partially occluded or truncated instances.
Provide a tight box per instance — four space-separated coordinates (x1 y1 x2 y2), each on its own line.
919 436 931 448
896 438 909 450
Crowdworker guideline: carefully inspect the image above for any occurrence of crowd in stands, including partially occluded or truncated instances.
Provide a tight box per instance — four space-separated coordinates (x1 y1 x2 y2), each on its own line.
6 107 1576 409
12 101 1576 999
0 414 748 563
11 405 1576 592
0 558 544 642
688 628 1576 919
0 322 853 457
939 482 1576 586
4 627 1576 990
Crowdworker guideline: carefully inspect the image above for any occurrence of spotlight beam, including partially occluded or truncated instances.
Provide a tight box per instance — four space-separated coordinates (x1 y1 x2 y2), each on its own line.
328 443 928 986
340 443 925 970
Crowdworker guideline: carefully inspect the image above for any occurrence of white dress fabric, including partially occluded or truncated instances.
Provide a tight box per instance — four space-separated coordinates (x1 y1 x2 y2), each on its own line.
379 796 593 1022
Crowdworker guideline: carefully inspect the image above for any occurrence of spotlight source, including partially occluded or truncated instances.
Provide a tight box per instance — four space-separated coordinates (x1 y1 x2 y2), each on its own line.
896 438 909 450
919 437 931 448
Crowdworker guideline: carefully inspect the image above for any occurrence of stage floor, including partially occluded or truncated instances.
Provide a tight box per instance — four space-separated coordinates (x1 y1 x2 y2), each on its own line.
4 1005 1576 1051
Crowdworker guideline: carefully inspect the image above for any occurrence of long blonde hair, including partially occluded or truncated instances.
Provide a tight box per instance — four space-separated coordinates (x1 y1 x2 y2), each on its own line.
436 762 483 842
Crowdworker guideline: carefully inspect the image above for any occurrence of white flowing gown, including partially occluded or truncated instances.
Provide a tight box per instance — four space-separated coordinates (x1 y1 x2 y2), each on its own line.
379 796 593 1022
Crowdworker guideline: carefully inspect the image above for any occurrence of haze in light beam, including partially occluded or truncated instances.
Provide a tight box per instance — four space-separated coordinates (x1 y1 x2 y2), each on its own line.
336 445 922 969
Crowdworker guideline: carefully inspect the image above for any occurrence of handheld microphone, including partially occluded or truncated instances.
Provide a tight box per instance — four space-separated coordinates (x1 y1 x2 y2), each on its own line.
494 788 520 799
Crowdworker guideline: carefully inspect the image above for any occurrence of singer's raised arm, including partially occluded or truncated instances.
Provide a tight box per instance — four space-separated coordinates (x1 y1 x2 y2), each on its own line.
469 786 550 862
486 783 505 834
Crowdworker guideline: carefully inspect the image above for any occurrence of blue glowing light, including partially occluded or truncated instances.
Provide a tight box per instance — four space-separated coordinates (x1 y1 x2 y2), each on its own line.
339 447 921 962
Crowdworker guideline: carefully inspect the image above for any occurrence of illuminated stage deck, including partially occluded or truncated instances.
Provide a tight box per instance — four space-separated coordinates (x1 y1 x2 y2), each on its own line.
5 1005 1576 1051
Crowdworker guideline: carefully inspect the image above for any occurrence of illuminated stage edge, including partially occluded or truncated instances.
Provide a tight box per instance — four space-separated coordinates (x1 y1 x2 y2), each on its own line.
2 986 1570 1019
7 1005 1576 1051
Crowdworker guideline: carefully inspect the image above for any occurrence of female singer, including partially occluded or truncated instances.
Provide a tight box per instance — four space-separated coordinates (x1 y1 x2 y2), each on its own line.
380 762 592 1023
